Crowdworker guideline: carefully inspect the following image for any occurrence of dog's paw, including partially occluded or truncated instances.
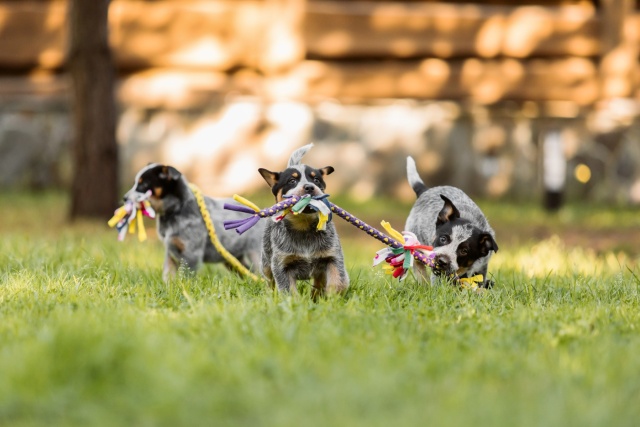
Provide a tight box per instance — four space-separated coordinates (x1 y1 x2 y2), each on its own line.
482 279 495 289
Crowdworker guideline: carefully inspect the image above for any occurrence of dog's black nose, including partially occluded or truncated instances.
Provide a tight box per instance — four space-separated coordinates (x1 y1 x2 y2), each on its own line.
435 255 451 271
303 184 315 193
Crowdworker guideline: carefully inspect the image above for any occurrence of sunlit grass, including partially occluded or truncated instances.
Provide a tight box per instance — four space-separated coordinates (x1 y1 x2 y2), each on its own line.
0 191 639 426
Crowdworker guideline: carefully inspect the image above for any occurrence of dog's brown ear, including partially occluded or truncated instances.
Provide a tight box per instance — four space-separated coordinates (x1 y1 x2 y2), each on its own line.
258 168 279 187
436 195 460 226
479 233 499 256
159 165 181 181
320 166 334 176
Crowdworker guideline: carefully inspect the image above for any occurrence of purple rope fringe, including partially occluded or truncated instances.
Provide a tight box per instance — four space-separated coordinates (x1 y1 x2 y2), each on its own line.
223 218 254 230
223 203 258 215
235 216 261 234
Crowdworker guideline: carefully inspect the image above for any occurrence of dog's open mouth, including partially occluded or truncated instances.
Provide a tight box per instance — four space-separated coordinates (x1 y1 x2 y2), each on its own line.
285 193 329 215
432 268 452 278
299 206 316 214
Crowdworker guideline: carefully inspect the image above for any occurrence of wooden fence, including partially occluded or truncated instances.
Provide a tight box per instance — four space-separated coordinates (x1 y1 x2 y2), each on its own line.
0 0 639 108
2 1 640 203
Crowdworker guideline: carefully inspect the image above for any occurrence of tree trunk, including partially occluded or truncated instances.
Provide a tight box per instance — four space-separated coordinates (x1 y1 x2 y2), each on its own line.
68 0 118 219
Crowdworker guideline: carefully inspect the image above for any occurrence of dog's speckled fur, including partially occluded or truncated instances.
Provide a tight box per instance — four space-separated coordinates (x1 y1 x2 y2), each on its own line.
258 144 349 297
125 164 264 281
404 156 498 287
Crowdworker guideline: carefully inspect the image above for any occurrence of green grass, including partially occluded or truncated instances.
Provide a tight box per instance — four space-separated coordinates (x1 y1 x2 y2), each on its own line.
1 192 640 427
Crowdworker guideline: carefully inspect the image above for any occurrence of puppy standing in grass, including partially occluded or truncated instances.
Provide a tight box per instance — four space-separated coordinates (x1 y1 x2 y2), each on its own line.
405 156 499 288
258 144 349 296
124 164 264 281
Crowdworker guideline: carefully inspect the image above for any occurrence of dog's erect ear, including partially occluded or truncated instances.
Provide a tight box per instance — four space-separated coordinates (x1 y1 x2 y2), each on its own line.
436 195 460 226
258 168 279 188
320 166 334 176
159 165 181 181
478 233 499 256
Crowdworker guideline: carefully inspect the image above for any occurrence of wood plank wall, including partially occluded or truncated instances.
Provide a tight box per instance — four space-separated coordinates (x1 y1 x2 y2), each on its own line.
0 0 638 107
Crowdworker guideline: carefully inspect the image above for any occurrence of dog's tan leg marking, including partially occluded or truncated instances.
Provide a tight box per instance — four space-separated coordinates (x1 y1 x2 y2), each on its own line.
262 265 276 289
170 236 186 254
312 270 327 300
287 274 299 295
325 263 348 294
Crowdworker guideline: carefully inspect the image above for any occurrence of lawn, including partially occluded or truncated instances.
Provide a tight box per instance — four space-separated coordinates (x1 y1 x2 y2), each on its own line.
1 191 639 427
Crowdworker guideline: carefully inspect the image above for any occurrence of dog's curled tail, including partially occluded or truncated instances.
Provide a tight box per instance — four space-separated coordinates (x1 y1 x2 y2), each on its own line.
288 143 314 168
406 156 428 197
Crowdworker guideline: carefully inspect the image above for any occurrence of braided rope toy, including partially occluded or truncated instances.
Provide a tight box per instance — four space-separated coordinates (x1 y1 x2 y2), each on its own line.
224 194 439 280
108 190 156 241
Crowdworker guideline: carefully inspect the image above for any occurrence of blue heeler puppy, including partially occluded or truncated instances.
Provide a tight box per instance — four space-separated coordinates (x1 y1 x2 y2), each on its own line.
124 164 264 281
258 144 349 297
405 156 499 288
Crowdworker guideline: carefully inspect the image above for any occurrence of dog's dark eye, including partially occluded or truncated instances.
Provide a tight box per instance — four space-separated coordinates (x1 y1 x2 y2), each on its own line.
313 177 321 184
438 235 449 245
459 247 468 256
288 178 298 185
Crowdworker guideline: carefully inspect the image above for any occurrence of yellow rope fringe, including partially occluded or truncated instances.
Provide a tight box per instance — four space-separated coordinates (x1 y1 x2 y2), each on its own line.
233 194 260 213
380 220 405 244
136 210 147 242
108 206 128 228
189 184 262 282
459 274 484 290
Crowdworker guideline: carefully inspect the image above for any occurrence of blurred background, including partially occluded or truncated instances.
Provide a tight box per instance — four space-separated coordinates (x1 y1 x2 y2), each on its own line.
1 0 640 213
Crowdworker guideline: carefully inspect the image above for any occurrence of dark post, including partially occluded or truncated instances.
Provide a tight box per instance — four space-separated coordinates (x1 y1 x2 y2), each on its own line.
68 0 118 219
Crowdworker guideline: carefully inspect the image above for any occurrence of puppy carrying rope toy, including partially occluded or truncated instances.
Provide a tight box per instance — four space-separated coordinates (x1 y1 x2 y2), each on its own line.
224 194 438 280
108 185 261 282
108 190 156 242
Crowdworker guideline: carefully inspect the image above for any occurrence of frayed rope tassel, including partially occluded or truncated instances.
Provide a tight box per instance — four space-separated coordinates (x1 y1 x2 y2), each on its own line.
108 190 155 242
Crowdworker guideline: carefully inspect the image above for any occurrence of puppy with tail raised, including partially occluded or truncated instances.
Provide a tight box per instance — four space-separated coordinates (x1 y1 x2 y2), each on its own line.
405 156 498 288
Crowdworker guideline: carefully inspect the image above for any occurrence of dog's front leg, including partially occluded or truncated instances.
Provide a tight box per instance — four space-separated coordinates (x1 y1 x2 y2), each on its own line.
326 261 349 294
166 236 200 278
313 260 349 296
163 254 199 282
475 265 494 289
163 254 178 282
271 263 298 294
311 268 327 300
